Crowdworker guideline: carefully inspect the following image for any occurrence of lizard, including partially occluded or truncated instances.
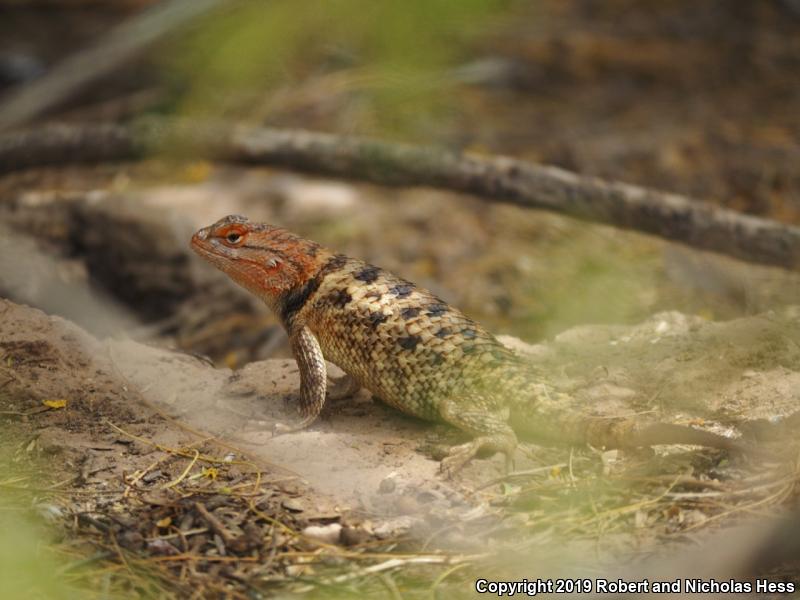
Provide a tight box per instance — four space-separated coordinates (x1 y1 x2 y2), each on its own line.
191 214 746 473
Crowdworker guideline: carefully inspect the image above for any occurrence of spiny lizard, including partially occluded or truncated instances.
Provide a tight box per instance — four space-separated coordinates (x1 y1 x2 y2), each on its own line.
191 215 744 473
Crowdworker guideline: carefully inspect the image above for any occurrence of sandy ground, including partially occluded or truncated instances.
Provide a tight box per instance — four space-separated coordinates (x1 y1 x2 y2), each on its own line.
2 297 798 531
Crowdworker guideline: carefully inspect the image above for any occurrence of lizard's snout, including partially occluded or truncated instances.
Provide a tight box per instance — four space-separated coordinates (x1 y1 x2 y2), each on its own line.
190 227 215 256
191 227 210 244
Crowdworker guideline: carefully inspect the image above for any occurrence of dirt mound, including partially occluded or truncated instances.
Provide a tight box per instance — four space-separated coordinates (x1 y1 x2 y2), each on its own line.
1 298 798 595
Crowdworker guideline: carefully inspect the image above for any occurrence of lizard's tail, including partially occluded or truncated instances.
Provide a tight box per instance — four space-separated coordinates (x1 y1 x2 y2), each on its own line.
626 421 746 453
517 412 748 454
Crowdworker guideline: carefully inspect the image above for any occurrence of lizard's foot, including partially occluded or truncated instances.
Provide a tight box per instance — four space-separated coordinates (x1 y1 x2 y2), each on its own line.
437 397 518 477
271 413 318 436
440 440 480 477
439 435 516 478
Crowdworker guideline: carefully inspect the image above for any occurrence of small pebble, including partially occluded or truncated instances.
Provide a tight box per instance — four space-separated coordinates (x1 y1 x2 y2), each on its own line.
378 477 396 494
282 498 304 512
302 523 342 545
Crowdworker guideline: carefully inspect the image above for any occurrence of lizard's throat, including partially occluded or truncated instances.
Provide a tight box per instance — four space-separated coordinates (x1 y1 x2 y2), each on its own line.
218 262 292 308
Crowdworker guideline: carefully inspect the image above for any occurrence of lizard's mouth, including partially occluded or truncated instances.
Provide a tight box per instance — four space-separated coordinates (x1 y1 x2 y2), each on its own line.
190 230 234 271
190 228 266 286
190 227 218 258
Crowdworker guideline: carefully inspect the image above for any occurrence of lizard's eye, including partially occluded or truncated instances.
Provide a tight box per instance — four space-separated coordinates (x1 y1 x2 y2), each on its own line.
219 224 247 246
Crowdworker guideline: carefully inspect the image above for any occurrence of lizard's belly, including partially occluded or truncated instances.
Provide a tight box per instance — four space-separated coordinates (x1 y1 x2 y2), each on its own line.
313 326 445 422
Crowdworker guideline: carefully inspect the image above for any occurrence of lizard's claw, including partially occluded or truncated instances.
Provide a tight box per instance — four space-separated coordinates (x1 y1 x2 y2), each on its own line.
271 422 292 437
439 441 480 478
271 414 318 437
503 452 515 474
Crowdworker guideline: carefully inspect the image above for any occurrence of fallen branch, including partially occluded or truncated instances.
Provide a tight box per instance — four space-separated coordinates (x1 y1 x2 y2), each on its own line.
1 120 799 270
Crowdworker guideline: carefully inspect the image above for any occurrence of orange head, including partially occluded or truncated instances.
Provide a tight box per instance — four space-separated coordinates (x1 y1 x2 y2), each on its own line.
190 215 326 305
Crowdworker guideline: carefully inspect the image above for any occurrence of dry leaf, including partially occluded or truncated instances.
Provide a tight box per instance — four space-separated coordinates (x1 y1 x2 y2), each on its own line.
42 399 67 409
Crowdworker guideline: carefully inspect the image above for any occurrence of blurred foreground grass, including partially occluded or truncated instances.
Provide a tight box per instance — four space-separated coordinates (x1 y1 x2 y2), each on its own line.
0 478 74 599
0 463 165 600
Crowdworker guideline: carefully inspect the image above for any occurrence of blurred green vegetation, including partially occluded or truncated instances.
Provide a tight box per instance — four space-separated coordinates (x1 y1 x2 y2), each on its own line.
0 517 70 600
159 0 508 137
0 470 73 600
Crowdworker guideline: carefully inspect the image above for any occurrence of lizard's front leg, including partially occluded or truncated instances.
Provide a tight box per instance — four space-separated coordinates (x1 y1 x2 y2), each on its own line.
273 325 327 434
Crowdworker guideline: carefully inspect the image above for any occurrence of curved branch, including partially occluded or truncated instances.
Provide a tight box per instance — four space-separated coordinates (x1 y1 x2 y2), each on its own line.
1 120 799 270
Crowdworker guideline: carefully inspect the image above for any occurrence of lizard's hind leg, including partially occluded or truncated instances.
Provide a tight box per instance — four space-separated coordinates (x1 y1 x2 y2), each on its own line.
438 395 517 476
